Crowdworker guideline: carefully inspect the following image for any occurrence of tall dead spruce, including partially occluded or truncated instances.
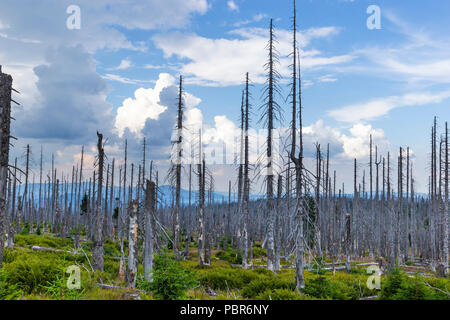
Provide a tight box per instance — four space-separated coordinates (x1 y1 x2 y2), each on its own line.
92 131 105 271
242 73 251 269
289 0 306 291
261 18 282 272
170 75 183 260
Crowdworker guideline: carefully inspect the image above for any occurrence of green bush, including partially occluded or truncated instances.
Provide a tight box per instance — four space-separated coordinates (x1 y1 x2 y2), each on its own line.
104 239 121 258
215 249 242 264
151 250 198 300
198 267 260 290
396 276 430 300
303 275 360 300
0 269 22 300
252 247 266 259
20 223 30 235
253 267 273 276
137 276 154 293
380 268 406 299
242 277 295 298
255 288 303 300
424 277 450 300
40 275 85 300
2 249 19 264
379 268 446 300
103 259 119 278
3 253 63 294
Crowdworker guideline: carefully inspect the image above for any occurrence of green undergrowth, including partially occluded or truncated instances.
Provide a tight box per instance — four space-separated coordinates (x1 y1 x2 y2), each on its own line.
380 268 450 300
1 234 449 300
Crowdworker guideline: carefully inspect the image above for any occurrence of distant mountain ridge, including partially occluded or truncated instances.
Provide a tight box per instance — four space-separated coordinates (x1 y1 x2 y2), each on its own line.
15 183 429 208
17 183 265 207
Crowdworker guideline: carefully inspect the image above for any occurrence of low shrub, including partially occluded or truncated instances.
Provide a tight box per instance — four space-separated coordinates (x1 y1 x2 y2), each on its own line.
255 288 304 300
3 253 63 294
0 269 22 300
252 247 266 259
40 275 85 300
151 250 198 300
198 267 260 290
380 268 406 299
215 249 242 264
303 274 361 300
242 277 295 298
379 268 449 300
14 234 73 249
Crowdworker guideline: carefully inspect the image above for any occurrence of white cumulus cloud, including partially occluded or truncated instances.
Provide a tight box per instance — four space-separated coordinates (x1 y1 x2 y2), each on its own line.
153 26 353 86
115 73 176 137
328 91 450 123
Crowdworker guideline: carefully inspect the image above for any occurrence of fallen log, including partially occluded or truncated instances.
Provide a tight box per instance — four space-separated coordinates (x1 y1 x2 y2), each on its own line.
31 246 75 254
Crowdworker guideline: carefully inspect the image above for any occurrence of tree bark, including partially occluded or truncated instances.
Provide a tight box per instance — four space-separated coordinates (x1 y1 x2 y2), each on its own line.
92 132 105 271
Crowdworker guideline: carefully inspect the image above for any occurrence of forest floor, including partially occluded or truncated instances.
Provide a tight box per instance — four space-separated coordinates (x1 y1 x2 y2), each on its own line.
0 233 449 300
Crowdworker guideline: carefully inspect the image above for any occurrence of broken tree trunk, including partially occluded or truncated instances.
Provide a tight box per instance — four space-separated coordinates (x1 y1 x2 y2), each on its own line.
0 67 13 269
144 180 156 282
127 200 139 288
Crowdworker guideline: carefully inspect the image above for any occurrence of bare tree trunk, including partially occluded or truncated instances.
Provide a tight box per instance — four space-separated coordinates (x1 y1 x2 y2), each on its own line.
441 122 449 276
242 73 250 269
264 19 278 272
109 159 115 239
198 130 206 266
173 76 183 259
119 141 128 279
144 180 156 282
127 200 139 288
431 118 437 270
92 132 105 271
0 68 12 268
411 162 416 261
290 4 306 289
315 144 322 257
75 146 84 249
345 212 351 273
7 158 17 248
395 147 403 265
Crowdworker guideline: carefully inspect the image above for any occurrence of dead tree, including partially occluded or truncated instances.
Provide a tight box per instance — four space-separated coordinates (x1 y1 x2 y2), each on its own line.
0 67 13 268
92 131 105 271
242 73 251 269
144 180 156 282
74 146 84 249
172 75 184 259
440 122 449 276
262 19 282 272
236 90 244 251
127 200 139 288
289 0 305 291
197 130 206 266
345 212 351 273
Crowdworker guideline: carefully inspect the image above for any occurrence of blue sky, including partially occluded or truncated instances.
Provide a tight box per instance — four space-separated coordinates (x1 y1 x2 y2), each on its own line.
0 0 449 193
